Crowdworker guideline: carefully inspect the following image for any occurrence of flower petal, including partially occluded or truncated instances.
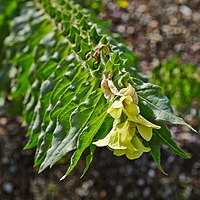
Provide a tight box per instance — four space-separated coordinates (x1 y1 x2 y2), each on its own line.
94 120 136 151
108 131 126 150
131 114 161 129
137 124 153 141
132 136 151 153
107 79 119 95
107 101 123 119
113 147 142 160
113 149 127 157
119 84 138 104
113 148 141 160
125 150 143 160
123 103 140 118
113 136 150 160
108 121 136 150
93 131 111 147
121 95 132 105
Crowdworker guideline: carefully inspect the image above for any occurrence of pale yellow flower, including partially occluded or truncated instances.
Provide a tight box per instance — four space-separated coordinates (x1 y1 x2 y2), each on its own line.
119 83 138 104
93 120 150 160
113 135 151 160
107 96 140 119
107 100 123 119
95 82 160 160
130 114 160 141
107 94 160 141
93 120 137 152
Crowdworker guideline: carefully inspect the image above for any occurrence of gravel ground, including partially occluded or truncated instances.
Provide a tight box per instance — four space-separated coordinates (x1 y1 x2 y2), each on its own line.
0 114 200 200
0 0 200 199
103 0 200 74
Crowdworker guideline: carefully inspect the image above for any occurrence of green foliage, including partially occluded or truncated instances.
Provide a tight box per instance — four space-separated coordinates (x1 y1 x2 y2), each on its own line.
0 0 24 106
0 0 22 67
75 0 103 13
151 55 200 117
0 0 196 179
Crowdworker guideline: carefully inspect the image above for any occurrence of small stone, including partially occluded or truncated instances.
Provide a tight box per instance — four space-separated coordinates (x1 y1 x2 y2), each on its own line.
76 180 94 197
137 178 145 186
117 25 126 33
121 13 129 22
140 13 151 26
151 58 160 67
191 168 198 176
193 12 200 22
127 26 134 34
148 33 163 42
0 127 6 135
167 155 175 163
148 169 155 178
126 165 134 175
162 25 171 35
143 187 151 198
166 6 177 15
9 165 17 173
149 20 159 29
137 5 147 13
0 117 7 125
191 43 200 52
179 5 192 16
116 185 123 196
170 17 178 26
1 157 9 165
99 190 107 198
179 174 186 182
3 182 14 194
76 188 88 197
91 169 99 178
175 43 185 51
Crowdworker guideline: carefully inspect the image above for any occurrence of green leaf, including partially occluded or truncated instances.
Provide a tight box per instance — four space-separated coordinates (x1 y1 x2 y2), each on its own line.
81 144 96 178
39 89 105 172
133 78 196 132
155 123 191 159
62 103 109 179
149 133 167 175
34 65 92 165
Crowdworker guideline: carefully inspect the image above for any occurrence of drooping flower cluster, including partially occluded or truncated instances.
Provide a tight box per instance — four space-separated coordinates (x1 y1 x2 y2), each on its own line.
93 82 161 160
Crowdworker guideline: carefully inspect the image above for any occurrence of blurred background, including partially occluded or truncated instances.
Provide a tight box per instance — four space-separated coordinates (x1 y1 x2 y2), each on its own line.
0 0 200 199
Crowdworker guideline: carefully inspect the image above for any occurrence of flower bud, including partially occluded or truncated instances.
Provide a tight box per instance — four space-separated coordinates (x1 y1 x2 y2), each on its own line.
101 73 118 100
119 84 138 104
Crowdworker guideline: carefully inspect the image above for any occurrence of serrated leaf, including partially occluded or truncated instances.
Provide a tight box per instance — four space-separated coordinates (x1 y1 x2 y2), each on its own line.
62 103 109 179
133 78 196 132
35 75 93 166
39 89 104 172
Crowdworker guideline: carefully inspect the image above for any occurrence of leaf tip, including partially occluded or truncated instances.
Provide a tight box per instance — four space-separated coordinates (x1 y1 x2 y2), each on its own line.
60 174 66 181
38 168 44 174
185 152 192 159
159 168 168 176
